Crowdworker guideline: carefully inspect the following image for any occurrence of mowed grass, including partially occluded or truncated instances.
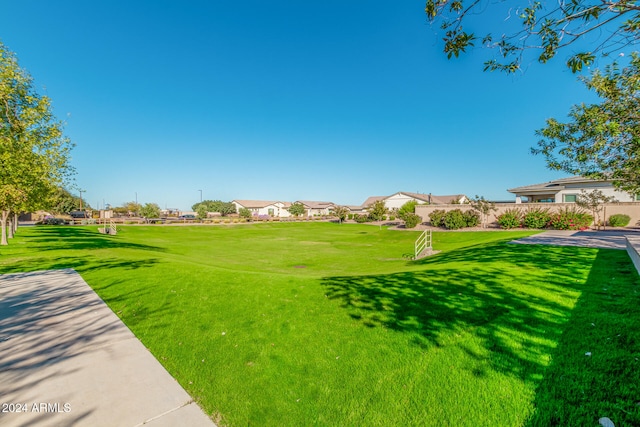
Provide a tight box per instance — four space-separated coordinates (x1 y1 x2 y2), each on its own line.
1 222 639 426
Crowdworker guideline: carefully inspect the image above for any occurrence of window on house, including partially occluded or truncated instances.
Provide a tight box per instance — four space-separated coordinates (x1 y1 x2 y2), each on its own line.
268 208 274 216
635 194 640 201
563 194 578 203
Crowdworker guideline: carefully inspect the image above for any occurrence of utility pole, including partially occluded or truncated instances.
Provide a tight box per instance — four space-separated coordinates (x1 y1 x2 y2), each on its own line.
199 189 202 202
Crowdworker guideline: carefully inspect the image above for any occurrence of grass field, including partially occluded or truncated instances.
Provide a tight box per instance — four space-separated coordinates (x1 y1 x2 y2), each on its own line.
1 222 639 426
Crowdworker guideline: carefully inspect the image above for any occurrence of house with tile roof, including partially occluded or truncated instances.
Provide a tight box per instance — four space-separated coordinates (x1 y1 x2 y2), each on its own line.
295 201 335 217
232 200 292 218
359 192 469 211
507 176 638 203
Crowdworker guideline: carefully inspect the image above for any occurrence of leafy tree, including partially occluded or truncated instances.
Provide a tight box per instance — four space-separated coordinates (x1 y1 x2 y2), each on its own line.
238 207 252 219
469 195 497 228
332 206 350 224
367 200 388 221
192 200 236 217
0 42 74 245
425 0 640 72
195 204 209 219
112 206 129 216
139 203 161 219
575 189 617 228
534 55 640 194
48 187 87 215
397 200 418 221
288 202 306 217
123 201 142 216
218 201 236 216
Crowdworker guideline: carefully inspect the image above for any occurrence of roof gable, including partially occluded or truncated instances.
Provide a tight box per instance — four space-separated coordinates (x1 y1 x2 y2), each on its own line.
361 196 387 207
232 200 282 209
389 192 432 203
296 201 335 209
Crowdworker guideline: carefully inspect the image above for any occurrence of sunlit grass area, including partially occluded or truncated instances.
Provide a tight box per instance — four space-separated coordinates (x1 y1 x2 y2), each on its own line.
1 223 638 426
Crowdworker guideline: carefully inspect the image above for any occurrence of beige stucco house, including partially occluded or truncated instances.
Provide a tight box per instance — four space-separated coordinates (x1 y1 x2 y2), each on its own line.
232 200 292 218
508 176 638 203
295 201 335 217
361 192 469 211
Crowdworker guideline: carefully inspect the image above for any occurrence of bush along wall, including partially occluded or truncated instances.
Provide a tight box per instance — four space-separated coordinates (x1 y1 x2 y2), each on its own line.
608 214 631 227
547 207 593 230
496 208 523 229
522 207 551 229
494 206 594 230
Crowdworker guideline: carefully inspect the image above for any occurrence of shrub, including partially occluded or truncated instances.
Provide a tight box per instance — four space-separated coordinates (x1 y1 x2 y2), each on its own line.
354 214 369 223
443 209 466 230
429 209 446 227
398 200 418 220
523 207 551 229
404 213 422 228
548 207 593 230
496 208 523 229
463 210 480 227
608 214 631 227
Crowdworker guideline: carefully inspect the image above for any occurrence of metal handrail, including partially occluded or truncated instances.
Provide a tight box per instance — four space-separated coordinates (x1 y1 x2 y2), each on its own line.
414 229 432 259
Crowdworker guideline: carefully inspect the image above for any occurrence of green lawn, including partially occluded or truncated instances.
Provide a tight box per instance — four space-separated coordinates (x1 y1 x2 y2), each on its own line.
1 223 639 426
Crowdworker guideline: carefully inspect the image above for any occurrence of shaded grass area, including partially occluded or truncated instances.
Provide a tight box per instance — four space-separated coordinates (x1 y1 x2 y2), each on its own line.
525 249 640 426
0 223 638 426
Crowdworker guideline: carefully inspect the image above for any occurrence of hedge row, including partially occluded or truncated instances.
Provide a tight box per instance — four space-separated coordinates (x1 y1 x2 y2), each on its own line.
429 209 480 230
495 207 594 230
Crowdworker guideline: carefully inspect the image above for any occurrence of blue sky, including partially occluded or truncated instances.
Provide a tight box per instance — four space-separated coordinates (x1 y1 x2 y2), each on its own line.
1 1 600 210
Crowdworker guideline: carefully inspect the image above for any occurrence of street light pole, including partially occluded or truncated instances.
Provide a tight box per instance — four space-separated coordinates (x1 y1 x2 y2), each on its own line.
198 189 202 202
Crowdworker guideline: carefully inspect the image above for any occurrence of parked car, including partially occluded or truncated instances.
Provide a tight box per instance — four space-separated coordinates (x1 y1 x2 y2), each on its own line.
42 217 67 225
69 211 89 219
178 214 196 219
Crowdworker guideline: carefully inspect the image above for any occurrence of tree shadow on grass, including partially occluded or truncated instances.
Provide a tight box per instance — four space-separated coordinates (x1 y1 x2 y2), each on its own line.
0 255 160 275
524 249 640 426
21 226 166 252
321 241 596 383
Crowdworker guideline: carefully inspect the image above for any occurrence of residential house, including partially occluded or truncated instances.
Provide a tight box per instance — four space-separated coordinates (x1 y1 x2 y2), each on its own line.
232 200 292 218
507 176 637 203
360 192 469 211
295 201 335 217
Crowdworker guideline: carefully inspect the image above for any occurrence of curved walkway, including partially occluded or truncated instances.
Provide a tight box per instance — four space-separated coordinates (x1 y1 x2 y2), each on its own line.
0 269 215 427
509 229 637 250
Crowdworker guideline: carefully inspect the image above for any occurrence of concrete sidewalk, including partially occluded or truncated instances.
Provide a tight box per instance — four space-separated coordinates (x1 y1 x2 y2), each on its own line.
0 269 216 427
509 229 634 250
